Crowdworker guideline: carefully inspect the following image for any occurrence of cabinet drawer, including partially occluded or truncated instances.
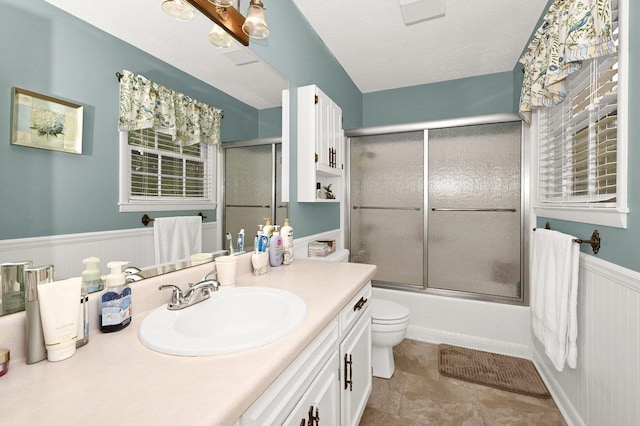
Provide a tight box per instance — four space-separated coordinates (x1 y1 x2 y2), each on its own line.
339 282 371 337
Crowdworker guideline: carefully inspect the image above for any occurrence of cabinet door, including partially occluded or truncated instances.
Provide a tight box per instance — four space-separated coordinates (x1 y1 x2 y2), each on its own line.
315 90 342 173
284 351 340 426
340 308 372 426
297 84 343 202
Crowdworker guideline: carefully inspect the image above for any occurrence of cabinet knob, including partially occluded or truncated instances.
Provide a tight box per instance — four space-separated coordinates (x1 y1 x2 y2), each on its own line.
353 296 368 312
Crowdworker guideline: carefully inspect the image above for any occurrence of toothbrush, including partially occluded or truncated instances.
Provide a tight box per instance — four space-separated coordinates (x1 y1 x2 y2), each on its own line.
226 232 234 254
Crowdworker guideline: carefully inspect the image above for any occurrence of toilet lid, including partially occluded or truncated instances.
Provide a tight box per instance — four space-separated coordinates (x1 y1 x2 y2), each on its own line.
370 299 410 322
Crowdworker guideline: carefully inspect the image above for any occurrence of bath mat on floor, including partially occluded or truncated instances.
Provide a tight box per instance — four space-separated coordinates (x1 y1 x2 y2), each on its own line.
438 344 550 398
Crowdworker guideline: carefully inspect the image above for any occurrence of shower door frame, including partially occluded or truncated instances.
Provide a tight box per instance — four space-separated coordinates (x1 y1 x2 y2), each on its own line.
221 137 289 251
346 113 530 306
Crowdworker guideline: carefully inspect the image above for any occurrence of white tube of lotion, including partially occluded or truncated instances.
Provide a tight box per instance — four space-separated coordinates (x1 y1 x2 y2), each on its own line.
38 278 81 362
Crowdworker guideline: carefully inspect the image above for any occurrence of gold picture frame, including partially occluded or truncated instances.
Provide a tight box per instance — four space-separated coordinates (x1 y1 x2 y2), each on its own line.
10 87 83 154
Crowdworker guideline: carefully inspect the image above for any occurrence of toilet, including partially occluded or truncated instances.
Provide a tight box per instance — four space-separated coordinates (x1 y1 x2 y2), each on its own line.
370 298 410 379
305 246 410 378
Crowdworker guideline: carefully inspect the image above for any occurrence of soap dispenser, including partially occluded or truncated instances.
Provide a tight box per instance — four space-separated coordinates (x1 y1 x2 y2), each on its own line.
281 218 294 265
99 261 132 333
263 218 274 237
269 226 284 267
82 257 104 293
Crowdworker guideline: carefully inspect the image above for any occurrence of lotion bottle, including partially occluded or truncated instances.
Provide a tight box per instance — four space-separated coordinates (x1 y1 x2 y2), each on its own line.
269 226 284 267
281 218 294 265
37 278 81 362
99 261 132 333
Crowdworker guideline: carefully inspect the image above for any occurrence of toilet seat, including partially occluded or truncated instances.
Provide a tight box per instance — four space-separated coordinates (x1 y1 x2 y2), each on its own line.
370 299 410 324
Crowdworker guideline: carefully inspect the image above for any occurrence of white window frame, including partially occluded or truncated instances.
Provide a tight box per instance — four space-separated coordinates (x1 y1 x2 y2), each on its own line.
118 130 218 212
533 0 628 229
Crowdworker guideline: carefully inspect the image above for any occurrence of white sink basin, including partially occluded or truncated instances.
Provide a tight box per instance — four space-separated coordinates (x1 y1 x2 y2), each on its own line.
138 287 307 356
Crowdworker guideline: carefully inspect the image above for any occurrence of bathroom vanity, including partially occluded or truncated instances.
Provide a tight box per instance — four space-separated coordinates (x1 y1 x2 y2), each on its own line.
0 255 376 425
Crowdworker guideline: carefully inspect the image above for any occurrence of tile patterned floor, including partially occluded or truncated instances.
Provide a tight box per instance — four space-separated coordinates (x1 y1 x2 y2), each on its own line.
360 339 567 425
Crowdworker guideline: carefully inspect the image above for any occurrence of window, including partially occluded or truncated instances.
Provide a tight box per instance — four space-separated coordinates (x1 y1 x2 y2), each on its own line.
535 0 627 228
119 129 217 212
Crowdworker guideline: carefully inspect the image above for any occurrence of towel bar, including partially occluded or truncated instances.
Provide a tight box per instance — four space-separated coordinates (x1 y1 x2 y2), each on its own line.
141 212 207 227
533 223 601 254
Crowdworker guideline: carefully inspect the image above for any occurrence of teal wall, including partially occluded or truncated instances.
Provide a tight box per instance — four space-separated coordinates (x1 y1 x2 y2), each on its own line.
249 0 363 238
536 0 640 271
258 106 283 139
362 71 516 127
4 0 638 272
0 0 259 240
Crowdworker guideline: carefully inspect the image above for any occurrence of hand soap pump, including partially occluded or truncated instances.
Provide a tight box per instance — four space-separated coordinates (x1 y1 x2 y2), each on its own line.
82 257 103 293
269 226 284 267
263 218 274 237
99 261 132 333
281 218 294 265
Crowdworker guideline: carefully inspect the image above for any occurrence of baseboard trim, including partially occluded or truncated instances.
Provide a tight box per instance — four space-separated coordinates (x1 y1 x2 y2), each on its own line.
533 350 584 426
406 325 531 359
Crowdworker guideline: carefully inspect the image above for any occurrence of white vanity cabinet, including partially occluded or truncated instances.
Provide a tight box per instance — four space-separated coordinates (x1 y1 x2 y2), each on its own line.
339 284 373 426
283 352 340 425
297 84 344 202
240 282 372 426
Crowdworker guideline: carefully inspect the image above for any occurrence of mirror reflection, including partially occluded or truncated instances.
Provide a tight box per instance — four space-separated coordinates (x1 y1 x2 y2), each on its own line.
223 138 288 253
0 1 288 316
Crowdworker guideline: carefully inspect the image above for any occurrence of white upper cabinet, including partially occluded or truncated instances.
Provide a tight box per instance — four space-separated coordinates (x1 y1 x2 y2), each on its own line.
297 84 344 202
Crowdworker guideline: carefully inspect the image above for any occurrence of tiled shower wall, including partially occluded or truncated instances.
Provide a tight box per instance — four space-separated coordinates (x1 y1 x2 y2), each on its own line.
534 254 640 426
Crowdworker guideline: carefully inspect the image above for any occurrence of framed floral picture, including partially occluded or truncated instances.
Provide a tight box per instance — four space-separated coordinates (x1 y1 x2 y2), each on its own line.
10 87 83 154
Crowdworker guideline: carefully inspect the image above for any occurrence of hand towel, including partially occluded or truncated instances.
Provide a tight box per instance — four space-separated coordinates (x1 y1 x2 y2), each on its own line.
531 228 580 372
153 216 203 265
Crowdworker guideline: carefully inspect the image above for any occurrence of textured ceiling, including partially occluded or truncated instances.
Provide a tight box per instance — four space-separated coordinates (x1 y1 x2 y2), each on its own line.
292 0 548 93
45 0 547 107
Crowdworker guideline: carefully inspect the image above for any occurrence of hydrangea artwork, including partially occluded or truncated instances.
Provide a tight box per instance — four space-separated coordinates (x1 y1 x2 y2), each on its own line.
11 87 83 154
30 109 65 138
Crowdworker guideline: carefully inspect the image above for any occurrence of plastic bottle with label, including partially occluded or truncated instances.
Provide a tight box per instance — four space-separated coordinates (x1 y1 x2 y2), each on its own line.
99 261 132 333
281 218 294 265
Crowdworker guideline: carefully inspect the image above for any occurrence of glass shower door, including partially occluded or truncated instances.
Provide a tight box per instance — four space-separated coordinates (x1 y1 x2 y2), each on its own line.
349 131 424 288
224 142 286 252
427 122 522 299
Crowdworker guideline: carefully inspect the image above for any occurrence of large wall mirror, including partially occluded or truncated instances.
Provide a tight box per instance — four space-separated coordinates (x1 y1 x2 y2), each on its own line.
0 0 289 315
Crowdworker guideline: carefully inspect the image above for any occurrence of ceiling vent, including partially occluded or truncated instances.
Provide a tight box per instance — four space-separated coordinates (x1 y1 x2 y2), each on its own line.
399 0 446 26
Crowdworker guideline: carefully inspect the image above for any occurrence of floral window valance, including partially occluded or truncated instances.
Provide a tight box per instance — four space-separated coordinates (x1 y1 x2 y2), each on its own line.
118 70 222 146
518 0 616 122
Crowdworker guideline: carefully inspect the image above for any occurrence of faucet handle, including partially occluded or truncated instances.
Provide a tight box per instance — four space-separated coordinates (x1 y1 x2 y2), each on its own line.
159 284 184 309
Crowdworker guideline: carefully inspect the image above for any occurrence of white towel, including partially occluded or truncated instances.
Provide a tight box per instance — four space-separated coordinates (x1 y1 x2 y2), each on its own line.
531 228 580 372
153 216 202 265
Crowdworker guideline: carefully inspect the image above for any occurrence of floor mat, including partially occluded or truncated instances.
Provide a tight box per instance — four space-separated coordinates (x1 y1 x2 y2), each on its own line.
438 344 551 398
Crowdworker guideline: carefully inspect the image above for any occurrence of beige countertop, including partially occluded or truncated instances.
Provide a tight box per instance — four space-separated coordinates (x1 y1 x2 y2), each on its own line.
0 255 376 426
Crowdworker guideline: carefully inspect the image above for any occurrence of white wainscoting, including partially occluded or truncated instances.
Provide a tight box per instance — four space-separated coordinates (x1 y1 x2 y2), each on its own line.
0 222 220 279
534 253 640 426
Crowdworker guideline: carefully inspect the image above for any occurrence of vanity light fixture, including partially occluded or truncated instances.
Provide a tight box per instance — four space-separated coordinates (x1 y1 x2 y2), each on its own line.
162 0 269 47
161 0 196 21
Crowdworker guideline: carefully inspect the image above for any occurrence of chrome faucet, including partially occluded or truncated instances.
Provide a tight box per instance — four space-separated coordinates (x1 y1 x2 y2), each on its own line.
159 279 220 310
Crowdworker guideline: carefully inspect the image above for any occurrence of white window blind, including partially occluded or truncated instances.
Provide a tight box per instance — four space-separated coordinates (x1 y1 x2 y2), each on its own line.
537 2 619 208
119 129 216 212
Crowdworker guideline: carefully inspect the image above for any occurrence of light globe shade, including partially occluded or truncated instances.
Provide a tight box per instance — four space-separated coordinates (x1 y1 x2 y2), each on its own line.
162 0 196 21
208 0 237 6
208 24 234 48
242 0 269 39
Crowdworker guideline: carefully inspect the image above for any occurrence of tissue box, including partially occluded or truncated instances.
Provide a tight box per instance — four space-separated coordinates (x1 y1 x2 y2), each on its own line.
307 240 336 257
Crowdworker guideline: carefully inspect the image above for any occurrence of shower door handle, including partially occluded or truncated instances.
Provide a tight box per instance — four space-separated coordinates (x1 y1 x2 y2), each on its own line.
430 208 517 212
